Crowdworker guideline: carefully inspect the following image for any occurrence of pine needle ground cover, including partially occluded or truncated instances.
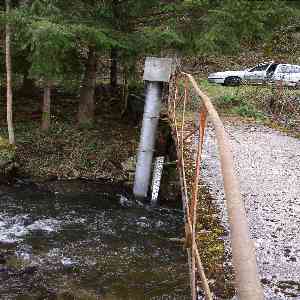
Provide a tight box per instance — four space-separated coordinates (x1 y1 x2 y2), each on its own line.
0 94 139 181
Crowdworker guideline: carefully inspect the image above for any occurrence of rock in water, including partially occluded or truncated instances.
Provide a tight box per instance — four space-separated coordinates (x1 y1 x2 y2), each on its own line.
119 194 132 208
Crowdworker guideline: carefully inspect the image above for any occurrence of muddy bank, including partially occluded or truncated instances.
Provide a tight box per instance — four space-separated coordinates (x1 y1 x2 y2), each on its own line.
202 119 300 299
0 83 178 185
0 88 139 182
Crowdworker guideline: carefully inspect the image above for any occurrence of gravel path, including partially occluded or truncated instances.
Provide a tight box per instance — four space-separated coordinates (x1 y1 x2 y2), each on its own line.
202 121 300 299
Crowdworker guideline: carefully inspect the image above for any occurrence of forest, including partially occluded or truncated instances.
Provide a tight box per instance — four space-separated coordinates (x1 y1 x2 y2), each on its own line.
0 0 298 181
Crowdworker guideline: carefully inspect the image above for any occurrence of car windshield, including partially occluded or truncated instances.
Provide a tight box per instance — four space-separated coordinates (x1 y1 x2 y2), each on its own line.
249 63 270 72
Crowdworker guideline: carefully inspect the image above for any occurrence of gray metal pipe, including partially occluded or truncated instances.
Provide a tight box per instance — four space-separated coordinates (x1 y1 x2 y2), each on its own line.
133 82 162 199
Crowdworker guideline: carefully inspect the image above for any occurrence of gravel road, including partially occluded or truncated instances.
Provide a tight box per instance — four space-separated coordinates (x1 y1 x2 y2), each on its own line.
202 121 300 299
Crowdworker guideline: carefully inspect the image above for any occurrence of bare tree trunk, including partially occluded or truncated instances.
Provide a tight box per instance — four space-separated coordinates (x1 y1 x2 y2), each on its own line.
5 0 15 145
41 82 51 132
121 64 128 116
110 47 118 93
78 47 97 125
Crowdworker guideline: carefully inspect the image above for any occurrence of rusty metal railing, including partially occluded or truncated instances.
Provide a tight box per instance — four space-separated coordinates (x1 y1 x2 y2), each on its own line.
167 72 264 300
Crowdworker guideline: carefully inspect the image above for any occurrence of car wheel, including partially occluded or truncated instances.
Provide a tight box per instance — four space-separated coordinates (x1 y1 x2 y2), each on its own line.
224 76 241 86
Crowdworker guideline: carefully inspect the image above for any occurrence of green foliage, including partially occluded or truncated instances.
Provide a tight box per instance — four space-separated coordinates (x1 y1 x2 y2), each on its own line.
176 0 299 55
142 27 184 53
216 94 241 108
0 0 298 103
216 93 265 120
69 23 116 50
232 103 265 120
197 79 269 121
1 0 298 85
29 20 74 80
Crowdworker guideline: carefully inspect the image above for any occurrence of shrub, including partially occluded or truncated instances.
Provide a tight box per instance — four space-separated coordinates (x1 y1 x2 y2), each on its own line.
216 94 241 108
232 104 265 120
216 94 265 120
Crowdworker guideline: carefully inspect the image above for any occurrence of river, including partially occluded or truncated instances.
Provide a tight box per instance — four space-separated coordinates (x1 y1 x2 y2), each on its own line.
0 182 189 299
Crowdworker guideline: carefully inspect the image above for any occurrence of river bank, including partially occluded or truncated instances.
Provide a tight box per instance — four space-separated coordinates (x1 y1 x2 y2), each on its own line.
0 94 140 182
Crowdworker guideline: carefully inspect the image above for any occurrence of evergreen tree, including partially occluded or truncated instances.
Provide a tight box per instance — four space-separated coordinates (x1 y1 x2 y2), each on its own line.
1 0 299 131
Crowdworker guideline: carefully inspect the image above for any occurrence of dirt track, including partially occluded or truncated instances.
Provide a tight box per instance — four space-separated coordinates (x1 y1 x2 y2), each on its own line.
202 120 300 299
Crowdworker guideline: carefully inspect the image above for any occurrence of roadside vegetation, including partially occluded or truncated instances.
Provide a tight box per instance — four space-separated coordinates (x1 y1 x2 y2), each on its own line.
197 79 300 136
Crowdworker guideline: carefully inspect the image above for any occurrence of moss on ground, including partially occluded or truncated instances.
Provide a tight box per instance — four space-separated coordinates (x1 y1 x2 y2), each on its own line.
0 136 15 164
195 186 235 298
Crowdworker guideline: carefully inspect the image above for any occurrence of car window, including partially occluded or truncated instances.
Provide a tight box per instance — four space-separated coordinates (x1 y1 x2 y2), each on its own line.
291 66 300 73
279 65 290 73
288 66 295 73
249 64 270 72
289 66 295 73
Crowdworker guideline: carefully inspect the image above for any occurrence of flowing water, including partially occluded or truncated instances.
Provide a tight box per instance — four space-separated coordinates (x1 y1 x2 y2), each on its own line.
0 183 189 299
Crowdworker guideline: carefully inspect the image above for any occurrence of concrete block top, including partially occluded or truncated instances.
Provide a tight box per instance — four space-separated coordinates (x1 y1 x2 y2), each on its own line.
143 57 173 82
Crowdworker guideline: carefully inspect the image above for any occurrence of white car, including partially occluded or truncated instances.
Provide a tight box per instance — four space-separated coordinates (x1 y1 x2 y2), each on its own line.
208 62 300 87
